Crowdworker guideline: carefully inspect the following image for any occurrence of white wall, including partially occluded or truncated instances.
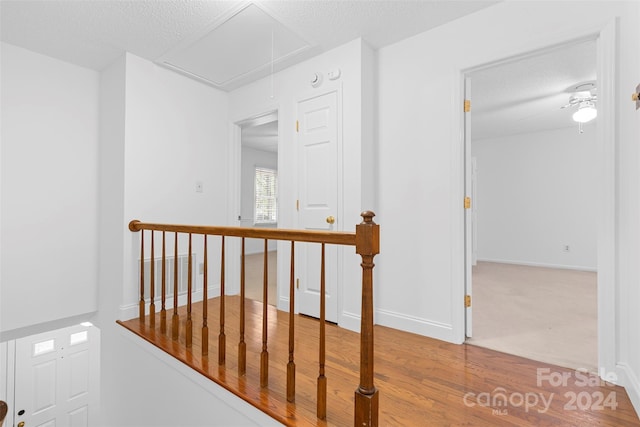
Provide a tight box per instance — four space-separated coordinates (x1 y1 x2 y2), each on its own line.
228 39 376 331
0 42 99 333
377 0 639 413
119 53 230 314
472 126 597 270
98 329 283 427
96 53 254 426
240 146 278 254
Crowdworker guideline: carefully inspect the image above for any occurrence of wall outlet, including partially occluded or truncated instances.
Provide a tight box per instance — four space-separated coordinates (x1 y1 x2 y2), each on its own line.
563 245 570 252
196 181 203 193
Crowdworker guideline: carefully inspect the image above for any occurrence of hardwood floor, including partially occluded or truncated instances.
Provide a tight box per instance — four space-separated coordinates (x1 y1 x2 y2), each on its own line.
118 296 640 426
244 250 277 305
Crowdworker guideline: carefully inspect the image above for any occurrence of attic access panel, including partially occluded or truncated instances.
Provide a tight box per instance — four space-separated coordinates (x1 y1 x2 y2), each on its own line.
159 3 310 88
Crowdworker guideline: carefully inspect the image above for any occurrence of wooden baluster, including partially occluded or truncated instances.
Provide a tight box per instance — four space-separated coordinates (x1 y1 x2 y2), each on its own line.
161 231 167 333
186 233 193 348
287 241 296 402
139 231 145 322
317 243 327 419
260 239 269 387
238 238 246 375
219 236 226 365
202 235 209 356
354 211 380 427
149 231 155 328
172 232 179 340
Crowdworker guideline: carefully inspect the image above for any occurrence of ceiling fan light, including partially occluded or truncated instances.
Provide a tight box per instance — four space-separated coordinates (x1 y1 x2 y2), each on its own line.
572 103 597 123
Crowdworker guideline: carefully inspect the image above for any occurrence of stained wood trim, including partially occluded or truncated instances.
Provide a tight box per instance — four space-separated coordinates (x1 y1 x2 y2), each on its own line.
129 220 356 246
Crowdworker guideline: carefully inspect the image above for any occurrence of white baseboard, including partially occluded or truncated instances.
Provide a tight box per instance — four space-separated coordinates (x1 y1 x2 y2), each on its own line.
340 311 361 333
477 258 597 272
119 286 221 320
277 296 289 313
375 308 455 343
617 362 640 419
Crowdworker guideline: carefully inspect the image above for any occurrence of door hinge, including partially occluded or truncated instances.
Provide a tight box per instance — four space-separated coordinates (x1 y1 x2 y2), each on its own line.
464 99 471 112
296 278 300 289
296 120 299 132
465 295 471 308
464 196 471 209
296 199 299 211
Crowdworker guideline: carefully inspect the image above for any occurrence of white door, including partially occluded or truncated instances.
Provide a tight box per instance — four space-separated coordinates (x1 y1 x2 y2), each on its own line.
297 90 339 323
464 77 473 338
14 324 99 427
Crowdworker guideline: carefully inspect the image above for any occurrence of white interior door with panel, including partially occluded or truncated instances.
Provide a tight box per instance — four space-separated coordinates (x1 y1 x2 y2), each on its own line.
296 89 340 323
14 324 99 427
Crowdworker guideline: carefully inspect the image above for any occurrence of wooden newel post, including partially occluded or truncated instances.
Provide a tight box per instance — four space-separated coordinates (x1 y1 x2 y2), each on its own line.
128 221 146 323
354 211 379 427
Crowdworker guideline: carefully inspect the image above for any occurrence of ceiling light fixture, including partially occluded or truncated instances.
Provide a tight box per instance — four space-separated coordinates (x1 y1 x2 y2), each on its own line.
572 101 597 123
562 81 597 133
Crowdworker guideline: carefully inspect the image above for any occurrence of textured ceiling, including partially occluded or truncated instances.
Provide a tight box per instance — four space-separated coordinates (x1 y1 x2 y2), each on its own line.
1 0 595 142
0 0 234 71
0 0 499 91
470 39 597 140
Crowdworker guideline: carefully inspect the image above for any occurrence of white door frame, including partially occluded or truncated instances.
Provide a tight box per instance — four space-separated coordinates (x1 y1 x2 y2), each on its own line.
463 77 472 338
457 22 617 378
227 107 282 302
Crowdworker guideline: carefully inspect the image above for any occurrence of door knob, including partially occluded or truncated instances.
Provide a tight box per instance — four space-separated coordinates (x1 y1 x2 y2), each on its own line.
18 422 25 427
326 216 335 224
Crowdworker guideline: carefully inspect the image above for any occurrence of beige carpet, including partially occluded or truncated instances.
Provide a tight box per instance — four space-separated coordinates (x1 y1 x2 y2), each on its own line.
467 261 597 372
244 251 277 305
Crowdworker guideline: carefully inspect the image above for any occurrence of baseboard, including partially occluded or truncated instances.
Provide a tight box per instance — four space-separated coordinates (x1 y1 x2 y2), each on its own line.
375 308 455 343
276 296 289 314
119 286 221 320
617 362 640 419
244 248 278 256
477 258 597 272
340 311 361 333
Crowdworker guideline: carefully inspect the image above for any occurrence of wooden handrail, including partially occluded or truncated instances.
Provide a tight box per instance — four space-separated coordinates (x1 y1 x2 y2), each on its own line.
128 211 379 427
129 220 357 246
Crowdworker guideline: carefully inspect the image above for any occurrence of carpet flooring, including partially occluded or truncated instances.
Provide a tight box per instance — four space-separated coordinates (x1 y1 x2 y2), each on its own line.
467 261 597 372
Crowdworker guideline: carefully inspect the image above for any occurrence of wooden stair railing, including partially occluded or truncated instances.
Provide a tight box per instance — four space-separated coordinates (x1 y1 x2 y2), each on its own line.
128 211 380 427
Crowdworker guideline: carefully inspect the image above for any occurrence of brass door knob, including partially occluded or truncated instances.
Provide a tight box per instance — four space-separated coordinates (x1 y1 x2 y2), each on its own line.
326 216 335 224
18 422 25 427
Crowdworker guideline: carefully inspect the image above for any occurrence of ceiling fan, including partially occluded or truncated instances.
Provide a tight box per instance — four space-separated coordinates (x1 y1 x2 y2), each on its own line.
561 81 598 124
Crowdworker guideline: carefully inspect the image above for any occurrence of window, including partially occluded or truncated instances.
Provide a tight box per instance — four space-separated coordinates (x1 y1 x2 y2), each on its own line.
254 167 277 224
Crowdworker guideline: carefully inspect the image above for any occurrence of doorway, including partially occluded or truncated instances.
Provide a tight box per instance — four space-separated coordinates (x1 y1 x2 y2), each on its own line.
239 112 278 306
463 40 599 371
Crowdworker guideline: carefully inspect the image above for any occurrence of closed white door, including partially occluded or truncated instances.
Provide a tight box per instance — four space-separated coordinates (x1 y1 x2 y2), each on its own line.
14 324 99 427
297 89 340 322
